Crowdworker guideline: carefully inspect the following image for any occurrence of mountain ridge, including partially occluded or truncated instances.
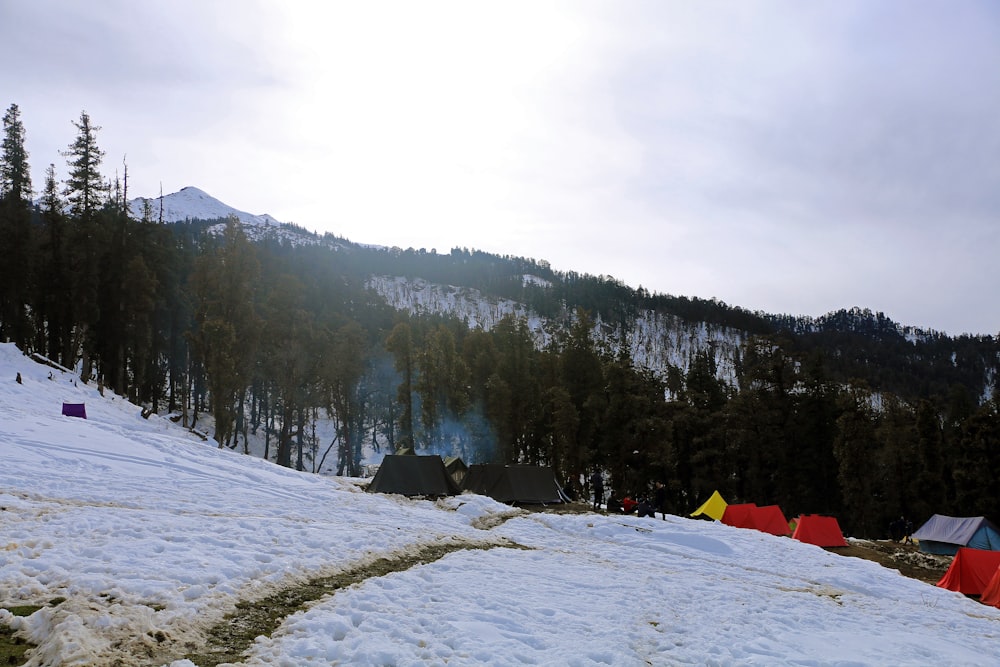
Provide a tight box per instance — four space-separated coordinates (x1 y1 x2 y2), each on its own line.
124 186 939 335
122 186 998 401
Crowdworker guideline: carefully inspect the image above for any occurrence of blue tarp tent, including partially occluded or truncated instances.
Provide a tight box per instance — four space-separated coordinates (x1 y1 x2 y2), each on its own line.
911 514 1000 555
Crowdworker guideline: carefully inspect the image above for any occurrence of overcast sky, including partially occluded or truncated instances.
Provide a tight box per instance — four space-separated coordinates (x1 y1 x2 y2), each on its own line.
3 1 999 335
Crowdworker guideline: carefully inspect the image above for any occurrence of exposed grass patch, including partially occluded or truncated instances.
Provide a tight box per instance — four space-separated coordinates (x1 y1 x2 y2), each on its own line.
0 598 63 666
182 540 527 667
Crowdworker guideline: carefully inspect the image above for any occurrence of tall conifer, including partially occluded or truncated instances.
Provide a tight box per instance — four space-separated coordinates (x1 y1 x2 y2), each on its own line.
0 103 33 345
62 111 106 221
0 103 31 201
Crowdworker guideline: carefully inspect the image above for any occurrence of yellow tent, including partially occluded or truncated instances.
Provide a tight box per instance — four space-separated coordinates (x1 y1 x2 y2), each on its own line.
690 490 728 521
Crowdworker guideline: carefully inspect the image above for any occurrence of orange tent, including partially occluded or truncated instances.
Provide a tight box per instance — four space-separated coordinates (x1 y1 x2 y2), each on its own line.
936 548 1000 596
791 514 848 547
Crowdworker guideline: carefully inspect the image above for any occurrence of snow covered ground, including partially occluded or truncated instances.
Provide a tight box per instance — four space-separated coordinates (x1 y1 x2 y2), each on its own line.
2 343 1000 666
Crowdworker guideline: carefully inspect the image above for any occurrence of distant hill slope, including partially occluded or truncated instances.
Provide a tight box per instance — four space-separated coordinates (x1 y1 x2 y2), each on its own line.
134 187 1000 402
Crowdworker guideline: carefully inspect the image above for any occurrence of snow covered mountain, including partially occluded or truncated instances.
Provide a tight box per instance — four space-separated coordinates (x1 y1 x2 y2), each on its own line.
127 186 282 227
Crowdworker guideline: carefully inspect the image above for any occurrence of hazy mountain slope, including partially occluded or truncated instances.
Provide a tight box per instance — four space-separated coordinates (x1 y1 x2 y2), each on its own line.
128 187 999 398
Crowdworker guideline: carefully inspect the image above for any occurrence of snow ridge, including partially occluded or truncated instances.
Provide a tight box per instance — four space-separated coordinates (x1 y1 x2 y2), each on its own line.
367 275 745 385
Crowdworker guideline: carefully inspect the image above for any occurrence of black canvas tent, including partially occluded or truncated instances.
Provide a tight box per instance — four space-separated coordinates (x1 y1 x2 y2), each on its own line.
366 455 461 497
443 456 469 487
462 464 567 505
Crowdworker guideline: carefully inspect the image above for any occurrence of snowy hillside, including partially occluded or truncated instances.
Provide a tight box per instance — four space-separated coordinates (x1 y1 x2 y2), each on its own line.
3 343 1000 666
367 275 746 384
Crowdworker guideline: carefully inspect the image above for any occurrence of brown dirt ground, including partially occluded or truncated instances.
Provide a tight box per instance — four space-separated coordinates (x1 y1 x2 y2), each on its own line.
830 540 952 585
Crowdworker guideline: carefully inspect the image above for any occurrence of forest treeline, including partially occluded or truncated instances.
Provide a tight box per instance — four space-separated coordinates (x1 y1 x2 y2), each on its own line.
2 103 999 539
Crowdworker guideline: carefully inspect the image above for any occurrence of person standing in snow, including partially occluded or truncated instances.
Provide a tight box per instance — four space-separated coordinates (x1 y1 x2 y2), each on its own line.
590 470 604 512
653 481 668 520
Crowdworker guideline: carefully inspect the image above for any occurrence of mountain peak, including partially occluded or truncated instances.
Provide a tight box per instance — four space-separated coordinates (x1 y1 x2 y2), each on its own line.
128 187 280 227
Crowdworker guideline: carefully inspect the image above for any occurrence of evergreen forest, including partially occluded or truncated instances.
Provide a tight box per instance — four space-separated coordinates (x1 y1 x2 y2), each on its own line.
2 103 999 539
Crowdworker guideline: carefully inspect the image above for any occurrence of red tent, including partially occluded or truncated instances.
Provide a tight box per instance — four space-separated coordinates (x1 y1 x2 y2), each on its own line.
721 503 791 536
936 548 1000 596
752 505 791 536
980 566 1000 607
721 503 758 529
791 514 848 547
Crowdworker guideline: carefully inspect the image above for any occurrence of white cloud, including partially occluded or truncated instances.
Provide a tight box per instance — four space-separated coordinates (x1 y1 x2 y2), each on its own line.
3 0 999 334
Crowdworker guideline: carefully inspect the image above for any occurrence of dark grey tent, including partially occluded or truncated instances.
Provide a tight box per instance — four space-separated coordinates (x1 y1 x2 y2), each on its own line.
443 456 469 487
462 464 567 505
366 455 461 497
911 514 1000 555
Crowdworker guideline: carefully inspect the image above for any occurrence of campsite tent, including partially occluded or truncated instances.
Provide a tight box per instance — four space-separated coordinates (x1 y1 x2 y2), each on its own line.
62 403 87 419
690 490 728 521
721 503 790 536
791 514 848 547
366 455 461 497
463 464 566 505
721 503 758 530
980 565 1000 607
936 548 1000 596
443 456 468 487
752 505 792 536
911 515 1000 555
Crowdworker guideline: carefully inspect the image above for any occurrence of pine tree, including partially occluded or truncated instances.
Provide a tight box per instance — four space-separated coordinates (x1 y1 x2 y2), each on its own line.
62 111 106 222
62 111 109 382
833 382 879 536
0 103 33 346
415 324 470 449
952 400 1000 516
321 321 366 475
190 219 260 447
556 310 604 465
0 104 31 201
386 321 416 449
675 349 730 504
36 164 73 364
491 316 542 463
258 274 319 467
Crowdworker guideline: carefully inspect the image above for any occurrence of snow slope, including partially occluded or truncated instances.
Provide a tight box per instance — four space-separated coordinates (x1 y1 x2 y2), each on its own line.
2 343 999 666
